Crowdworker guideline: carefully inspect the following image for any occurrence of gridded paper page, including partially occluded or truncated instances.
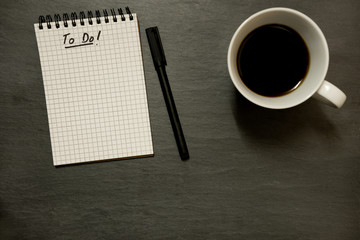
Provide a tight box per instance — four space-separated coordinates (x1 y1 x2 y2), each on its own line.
34 13 153 165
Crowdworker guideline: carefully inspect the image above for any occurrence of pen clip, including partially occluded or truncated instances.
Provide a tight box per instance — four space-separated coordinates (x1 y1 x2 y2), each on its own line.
146 27 167 67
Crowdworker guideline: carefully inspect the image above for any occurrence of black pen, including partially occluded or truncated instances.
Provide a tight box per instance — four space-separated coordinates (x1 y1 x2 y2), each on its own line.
146 27 189 161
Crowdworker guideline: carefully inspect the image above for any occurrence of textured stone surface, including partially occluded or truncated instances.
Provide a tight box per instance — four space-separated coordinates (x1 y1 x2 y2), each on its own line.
0 0 359 239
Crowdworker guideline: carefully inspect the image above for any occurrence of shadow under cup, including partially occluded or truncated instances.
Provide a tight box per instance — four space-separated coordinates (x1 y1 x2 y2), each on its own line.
228 8 329 109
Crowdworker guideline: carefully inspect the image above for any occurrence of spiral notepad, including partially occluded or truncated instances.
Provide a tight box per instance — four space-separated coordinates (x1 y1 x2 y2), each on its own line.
34 7 153 166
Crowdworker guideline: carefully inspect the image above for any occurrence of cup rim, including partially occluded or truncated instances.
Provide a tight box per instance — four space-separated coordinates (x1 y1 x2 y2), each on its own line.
227 7 329 109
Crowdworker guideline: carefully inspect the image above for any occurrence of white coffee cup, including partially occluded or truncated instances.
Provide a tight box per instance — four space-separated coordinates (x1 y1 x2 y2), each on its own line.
228 7 346 109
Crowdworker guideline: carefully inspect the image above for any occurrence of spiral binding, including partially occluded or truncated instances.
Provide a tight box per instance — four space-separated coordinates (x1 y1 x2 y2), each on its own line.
38 7 133 30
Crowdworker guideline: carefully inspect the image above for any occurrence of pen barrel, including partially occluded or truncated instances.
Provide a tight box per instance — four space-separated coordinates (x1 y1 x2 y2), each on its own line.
156 67 189 160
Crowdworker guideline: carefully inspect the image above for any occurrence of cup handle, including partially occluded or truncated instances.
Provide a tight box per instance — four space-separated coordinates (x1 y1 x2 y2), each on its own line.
312 80 346 108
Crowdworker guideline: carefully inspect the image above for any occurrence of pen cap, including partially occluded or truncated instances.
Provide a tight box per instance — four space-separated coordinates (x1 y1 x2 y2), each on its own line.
146 27 167 67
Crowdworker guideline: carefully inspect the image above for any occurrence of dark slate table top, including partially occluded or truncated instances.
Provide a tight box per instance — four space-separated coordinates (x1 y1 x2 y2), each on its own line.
1 0 359 239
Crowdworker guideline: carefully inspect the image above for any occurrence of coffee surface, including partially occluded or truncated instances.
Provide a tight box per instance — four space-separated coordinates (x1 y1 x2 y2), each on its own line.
237 24 309 97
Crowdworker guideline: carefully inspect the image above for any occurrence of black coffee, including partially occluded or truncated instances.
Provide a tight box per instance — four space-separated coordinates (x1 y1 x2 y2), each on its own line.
237 24 309 97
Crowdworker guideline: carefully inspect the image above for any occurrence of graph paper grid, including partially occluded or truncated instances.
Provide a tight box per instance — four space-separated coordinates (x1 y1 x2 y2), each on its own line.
34 13 153 166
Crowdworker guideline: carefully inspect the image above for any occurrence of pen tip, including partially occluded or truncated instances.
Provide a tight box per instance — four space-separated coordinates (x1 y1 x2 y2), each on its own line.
181 152 189 161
